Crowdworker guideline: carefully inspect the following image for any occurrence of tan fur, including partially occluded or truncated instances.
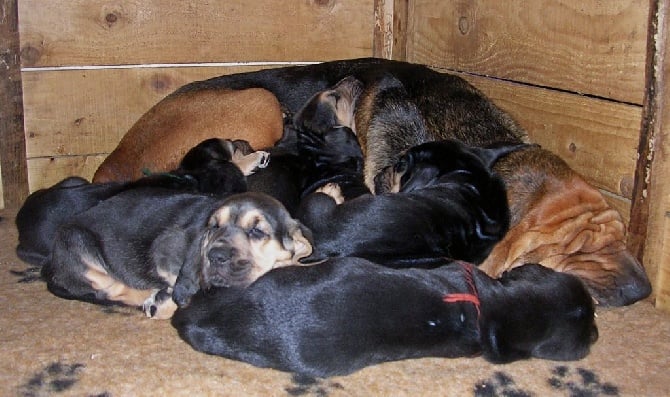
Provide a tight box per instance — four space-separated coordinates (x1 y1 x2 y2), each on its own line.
483 146 648 304
93 87 284 183
82 257 154 306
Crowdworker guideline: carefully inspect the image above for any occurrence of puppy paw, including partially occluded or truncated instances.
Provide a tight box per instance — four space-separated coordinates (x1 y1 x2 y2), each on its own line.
233 150 271 176
142 288 177 320
316 183 344 204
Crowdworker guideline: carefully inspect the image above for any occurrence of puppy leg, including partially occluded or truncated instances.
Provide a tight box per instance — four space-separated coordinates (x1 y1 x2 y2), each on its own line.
232 149 270 176
142 288 177 319
143 228 197 319
43 226 154 306
316 182 344 204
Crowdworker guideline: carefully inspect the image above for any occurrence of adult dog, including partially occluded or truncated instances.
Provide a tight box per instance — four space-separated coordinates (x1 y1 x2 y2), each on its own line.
92 87 283 183
41 190 313 320
298 139 523 267
16 138 267 267
172 260 598 378
96 57 651 306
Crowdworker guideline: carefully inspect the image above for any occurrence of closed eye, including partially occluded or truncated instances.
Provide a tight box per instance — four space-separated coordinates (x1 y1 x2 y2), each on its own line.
247 227 267 240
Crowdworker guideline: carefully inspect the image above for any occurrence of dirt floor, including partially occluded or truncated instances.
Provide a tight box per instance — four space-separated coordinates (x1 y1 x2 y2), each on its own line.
1 208 669 397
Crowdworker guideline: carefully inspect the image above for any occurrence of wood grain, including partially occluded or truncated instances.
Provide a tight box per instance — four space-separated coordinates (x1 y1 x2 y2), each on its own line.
17 0 374 67
27 155 106 191
0 0 28 209
21 65 287 160
406 0 648 105
640 0 670 310
461 73 642 200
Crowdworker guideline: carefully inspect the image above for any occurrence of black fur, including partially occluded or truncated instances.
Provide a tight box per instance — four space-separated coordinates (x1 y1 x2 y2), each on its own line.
297 139 523 266
41 188 224 305
15 138 248 267
172 260 597 378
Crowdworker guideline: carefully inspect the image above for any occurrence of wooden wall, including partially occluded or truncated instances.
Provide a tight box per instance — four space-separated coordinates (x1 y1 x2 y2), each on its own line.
376 0 670 310
4 0 670 309
15 0 375 190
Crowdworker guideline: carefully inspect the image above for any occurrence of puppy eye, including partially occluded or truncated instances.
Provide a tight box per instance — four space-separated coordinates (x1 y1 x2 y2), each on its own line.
247 227 267 239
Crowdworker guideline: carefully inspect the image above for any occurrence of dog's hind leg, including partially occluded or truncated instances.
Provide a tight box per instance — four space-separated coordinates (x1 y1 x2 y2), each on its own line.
43 226 154 306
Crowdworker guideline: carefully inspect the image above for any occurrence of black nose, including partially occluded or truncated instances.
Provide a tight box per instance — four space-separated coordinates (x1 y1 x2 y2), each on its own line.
208 246 234 265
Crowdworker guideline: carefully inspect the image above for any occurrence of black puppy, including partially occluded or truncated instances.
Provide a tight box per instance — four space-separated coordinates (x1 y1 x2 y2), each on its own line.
297 139 524 267
172 259 598 378
246 76 367 212
15 138 266 267
42 191 313 319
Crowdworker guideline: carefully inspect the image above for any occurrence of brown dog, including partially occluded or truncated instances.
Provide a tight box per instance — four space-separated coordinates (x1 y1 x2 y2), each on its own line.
93 87 284 183
94 58 651 306
481 146 649 306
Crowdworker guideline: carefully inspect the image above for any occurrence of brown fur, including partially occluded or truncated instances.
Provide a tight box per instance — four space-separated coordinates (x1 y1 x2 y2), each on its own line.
483 146 650 305
93 87 283 183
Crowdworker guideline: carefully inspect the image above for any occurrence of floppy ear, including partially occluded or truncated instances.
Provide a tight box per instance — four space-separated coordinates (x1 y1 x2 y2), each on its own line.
172 232 208 307
282 221 315 264
472 143 532 169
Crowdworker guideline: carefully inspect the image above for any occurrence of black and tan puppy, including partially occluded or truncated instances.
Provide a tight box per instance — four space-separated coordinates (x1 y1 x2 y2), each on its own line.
41 191 313 319
297 139 523 267
15 138 267 268
172 260 597 378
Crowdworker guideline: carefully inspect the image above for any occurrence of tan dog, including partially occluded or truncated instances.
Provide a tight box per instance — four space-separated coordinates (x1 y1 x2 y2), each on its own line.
93 87 284 183
482 146 650 306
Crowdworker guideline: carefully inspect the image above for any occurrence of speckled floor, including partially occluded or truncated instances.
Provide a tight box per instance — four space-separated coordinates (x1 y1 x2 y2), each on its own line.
1 209 668 397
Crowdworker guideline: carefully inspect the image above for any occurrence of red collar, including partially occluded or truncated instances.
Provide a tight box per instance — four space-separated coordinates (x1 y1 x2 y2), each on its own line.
442 261 481 319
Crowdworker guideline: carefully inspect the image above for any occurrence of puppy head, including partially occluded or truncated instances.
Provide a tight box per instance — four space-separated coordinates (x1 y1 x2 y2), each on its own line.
482 147 652 306
478 264 598 363
374 139 525 194
199 192 314 288
293 76 364 134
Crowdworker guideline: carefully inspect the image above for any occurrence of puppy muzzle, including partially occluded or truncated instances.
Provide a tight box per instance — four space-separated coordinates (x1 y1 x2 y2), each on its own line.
203 245 252 288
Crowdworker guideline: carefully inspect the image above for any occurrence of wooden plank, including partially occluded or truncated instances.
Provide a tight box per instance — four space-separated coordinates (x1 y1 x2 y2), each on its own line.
17 0 374 67
373 0 409 60
27 155 106 191
407 0 648 105
641 0 670 311
21 65 286 160
0 0 29 209
460 73 642 201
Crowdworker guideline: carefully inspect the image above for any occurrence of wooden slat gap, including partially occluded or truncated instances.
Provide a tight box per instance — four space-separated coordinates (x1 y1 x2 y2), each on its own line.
433 66 645 108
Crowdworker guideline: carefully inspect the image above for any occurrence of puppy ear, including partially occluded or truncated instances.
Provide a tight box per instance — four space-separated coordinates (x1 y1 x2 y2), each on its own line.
172 232 208 307
473 143 532 169
282 221 315 264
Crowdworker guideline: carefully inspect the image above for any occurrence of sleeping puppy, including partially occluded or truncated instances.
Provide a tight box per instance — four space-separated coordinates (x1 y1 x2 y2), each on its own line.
159 58 650 306
15 138 267 267
246 75 367 211
172 259 598 378
41 190 313 319
297 139 523 267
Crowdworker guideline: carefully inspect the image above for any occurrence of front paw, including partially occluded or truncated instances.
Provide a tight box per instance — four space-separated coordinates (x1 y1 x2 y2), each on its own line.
316 182 344 204
142 288 177 320
233 150 270 175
